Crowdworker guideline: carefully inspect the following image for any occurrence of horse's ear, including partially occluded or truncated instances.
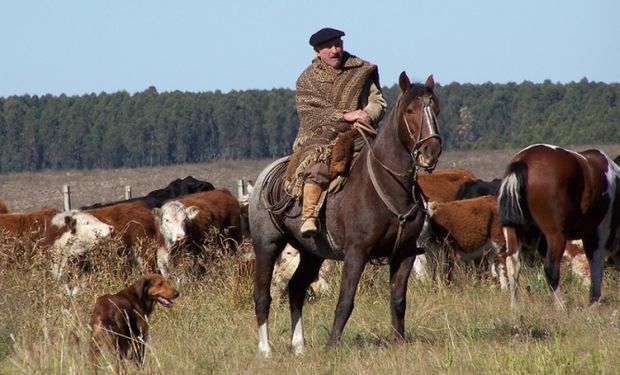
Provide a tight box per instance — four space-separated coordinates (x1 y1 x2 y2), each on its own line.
399 71 411 93
425 74 435 90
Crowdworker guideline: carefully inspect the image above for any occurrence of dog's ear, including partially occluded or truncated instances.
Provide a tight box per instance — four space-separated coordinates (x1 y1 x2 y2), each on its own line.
133 276 151 300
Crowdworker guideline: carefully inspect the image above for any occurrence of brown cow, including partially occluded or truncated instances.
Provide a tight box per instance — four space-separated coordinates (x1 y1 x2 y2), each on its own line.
417 196 506 285
152 189 242 275
0 207 59 239
417 168 476 203
413 168 477 279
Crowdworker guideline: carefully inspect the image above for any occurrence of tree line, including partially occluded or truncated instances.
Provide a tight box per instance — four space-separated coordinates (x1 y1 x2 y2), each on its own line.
0 79 618 173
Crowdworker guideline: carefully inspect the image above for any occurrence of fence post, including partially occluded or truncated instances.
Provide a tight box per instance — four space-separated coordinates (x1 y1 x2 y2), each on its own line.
237 179 246 198
125 185 132 200
62 185 71 211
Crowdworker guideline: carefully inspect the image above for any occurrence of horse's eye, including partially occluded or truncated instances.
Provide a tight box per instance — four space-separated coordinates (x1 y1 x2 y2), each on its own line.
406 108 414 114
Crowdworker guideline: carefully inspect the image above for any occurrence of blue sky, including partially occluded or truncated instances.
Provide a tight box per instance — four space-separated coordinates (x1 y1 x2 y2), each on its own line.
1 0 618 97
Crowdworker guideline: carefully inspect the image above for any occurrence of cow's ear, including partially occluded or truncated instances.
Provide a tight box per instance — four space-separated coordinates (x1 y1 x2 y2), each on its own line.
65 216 77 234
152 207 162 218
187 206 201 220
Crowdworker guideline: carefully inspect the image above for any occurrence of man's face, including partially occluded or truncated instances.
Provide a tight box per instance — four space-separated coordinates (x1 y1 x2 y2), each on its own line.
315 38 343 68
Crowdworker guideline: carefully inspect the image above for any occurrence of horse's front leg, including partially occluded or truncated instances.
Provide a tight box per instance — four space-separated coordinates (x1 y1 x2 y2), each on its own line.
288 251 324 355
253 240 285 357
326 251 367 348
389 246 418 342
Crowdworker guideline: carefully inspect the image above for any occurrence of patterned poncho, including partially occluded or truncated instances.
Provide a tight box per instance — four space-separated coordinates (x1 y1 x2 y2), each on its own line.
286 52 379 197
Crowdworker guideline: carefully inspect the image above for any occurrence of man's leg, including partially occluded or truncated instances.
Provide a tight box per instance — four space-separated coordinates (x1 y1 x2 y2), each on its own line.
300 163 329 237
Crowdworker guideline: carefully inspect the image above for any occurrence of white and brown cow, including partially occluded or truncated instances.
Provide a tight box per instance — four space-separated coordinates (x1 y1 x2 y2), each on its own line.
152 189 242 274
271 244 334 301
48 201 162 280
47 210 114 280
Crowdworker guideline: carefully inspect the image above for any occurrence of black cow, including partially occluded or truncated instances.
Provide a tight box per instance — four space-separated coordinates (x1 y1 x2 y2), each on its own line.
81 176 215 209
455 178 502 200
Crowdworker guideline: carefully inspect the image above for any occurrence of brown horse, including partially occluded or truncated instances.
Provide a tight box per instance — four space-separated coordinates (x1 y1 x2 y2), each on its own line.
498 144 620 308
248 72 442 356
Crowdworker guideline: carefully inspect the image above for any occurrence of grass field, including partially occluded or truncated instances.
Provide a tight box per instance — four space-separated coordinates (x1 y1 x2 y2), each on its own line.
1 145 620 374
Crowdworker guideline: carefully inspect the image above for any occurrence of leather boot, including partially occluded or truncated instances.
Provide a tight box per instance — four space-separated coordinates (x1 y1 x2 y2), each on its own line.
300 183 323 237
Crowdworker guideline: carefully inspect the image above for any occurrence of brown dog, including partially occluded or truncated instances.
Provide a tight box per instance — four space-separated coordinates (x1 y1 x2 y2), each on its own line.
89 274 179 372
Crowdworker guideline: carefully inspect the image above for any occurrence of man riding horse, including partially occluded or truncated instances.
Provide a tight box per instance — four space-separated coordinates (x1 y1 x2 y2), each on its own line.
287 27 387 236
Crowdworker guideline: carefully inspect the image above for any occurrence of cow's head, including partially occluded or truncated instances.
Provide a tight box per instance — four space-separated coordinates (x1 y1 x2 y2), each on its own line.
49 210 114 281
53 211 113 256
153 201 200 249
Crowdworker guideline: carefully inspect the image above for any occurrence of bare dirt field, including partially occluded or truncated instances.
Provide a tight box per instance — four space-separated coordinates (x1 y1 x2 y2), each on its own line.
2 144 619 212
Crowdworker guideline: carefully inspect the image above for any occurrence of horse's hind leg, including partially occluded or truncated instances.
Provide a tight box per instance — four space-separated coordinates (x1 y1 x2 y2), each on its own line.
389 247 418 343
583 235 606 304
542 232 567 309
502 226 522 309
288 251 324 355
253 237 286 357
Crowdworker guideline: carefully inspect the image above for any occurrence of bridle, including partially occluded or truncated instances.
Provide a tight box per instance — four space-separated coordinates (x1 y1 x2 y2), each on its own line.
403 95 441 173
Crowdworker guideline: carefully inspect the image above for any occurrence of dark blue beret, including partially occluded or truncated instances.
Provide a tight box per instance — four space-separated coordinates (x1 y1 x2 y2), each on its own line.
309 27 345 48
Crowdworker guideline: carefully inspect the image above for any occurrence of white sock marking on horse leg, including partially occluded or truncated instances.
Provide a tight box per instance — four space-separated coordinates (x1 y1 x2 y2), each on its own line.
506 252 520 309
291 310 304 356
258 322 271 357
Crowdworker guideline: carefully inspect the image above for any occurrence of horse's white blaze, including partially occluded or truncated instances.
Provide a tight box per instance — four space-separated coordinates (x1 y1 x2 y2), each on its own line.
257 322 271 357
291 311 304 356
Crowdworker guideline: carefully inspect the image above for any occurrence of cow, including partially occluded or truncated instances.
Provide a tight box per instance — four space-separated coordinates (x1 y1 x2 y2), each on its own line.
47 210 115 282
557 238 620 288
413 168 477 278
417 195 507 286
48 201 163 282
81 175 214 209
237 180 254 238
152 189 242 275
271 244 334 302
0 207 59 240
455 178 502 200
417 168 476 203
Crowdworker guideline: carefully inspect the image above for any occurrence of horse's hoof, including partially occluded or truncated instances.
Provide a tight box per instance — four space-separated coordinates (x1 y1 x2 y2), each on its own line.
258 348 272 358
292 345 304 356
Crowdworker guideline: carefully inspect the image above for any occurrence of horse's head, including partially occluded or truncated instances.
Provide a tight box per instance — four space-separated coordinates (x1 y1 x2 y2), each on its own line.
397 72 442 171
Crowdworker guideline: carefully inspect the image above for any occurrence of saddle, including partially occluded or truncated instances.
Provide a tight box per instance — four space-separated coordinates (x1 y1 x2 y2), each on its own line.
261 133 370 232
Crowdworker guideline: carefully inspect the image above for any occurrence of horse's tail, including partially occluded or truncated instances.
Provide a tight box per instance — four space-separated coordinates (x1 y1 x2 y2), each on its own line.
498 160 529 227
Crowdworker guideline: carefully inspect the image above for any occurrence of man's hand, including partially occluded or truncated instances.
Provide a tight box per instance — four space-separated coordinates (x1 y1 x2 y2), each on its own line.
342 109 371 126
